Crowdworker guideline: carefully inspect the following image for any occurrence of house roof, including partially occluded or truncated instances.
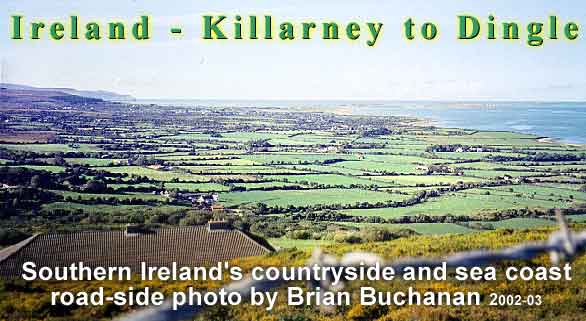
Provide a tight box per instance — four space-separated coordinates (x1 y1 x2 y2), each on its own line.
0 226 273 279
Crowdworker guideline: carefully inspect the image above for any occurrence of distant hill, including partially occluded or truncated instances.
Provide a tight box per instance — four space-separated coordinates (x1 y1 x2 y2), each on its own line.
0 83 135 102
0 88 105 108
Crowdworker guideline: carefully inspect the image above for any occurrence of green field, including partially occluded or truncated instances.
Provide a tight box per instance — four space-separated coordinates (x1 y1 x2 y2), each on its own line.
342 188 569 218
268 238 335 249
177 165 306 174
1 92 586 252
164 182 230 192
569 214 586 223
99 166 211 182
65 158 128 166
332 160 422 174
220 188 411 208
490 218 556 229
56 191 169 202
366 175 484 186
269 174 387 187
10 165 66 173
339 222 476 235
40 202 187 215
240 153 357 164
232 181 304 189
0 143 101 153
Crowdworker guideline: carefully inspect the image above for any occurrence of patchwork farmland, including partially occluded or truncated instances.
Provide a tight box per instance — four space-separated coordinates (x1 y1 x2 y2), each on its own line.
1 88 586 249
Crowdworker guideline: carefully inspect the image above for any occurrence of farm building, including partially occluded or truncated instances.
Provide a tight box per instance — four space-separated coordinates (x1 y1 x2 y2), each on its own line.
0 223 273 279
175 193 220 209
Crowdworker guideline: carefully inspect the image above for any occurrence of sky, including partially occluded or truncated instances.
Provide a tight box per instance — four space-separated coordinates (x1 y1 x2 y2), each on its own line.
1 0 586 101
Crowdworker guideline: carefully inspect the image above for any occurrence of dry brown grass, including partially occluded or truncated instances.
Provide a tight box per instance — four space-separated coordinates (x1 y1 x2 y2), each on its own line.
0 131 56 143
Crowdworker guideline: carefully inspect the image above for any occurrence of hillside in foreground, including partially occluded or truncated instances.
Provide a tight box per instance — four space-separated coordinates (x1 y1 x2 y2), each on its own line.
1 225 585 321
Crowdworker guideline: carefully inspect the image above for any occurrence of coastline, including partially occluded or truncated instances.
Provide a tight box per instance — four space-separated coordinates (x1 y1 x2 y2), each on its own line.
537 137 557 144
132 99 586 146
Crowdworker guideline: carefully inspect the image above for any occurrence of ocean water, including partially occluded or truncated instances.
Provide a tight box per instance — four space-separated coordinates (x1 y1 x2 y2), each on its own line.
349 102 586 145
135 100 586 144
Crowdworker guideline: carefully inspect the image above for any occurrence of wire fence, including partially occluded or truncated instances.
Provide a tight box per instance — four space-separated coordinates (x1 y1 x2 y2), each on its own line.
117 212 586 321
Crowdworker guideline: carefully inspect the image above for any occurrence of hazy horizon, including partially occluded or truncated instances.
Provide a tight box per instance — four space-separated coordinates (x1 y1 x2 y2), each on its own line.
6 82 586 104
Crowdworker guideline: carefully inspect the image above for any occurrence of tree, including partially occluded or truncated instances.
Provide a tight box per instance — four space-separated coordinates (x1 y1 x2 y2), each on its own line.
180 211 212 226
30 175 42 188
54 154 67 166
134 156 148 166
84 179 107 193
0 228 30 246
252 202 269 215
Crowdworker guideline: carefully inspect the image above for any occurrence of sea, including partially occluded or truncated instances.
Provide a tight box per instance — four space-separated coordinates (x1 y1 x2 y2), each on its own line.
134 100 586 145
